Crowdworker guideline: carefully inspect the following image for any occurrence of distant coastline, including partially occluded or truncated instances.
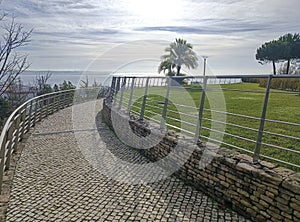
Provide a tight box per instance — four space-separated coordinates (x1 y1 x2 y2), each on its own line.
20 70 112 86
20 70 243 87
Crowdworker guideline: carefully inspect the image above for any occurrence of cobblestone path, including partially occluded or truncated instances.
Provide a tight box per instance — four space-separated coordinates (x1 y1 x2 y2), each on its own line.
5 101 250 222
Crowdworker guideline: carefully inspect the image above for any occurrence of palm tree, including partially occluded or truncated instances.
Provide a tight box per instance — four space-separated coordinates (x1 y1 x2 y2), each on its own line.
160 38 198 76
158 60 176 76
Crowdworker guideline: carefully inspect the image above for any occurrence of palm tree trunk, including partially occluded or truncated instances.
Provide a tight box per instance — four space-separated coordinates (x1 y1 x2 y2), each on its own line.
272 61 276 75
286 59 290 74
177 66 181 76
168 67 172 76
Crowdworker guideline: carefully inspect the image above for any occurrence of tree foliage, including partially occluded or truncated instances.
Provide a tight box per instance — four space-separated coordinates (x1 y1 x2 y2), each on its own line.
53 84 59 92
259 77 300 92
5 77 34 107
79 76 101 88
80 76 89 88
59 80 76 91
255 40 284 74
159 38 198 76
258 63 300 93
158 60 176 76
255 33 300 74
0 97 9 126
278 33 300 74
278 62 300 75
34 72 53 96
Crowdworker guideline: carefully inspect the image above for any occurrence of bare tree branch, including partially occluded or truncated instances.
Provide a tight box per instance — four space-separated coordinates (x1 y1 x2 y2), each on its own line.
34 71 52 91
0 15 32 97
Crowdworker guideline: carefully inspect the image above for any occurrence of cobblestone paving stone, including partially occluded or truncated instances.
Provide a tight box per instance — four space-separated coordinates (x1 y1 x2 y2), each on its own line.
5 101 251 222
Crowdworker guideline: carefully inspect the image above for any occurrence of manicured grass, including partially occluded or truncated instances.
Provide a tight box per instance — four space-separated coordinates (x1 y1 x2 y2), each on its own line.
115 82 300 171
216 83 300 171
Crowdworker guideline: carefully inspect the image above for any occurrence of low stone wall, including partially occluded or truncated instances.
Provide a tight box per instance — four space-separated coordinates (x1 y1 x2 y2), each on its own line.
102 100 300 222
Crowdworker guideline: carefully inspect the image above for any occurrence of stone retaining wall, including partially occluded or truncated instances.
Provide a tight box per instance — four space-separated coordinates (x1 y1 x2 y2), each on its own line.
102 100 300 222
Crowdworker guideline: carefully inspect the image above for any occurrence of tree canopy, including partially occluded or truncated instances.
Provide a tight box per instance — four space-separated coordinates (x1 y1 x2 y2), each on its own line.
158 60 176 76
255 33 300 74
159 38 198 76
59 80 76 91
278 33 300 74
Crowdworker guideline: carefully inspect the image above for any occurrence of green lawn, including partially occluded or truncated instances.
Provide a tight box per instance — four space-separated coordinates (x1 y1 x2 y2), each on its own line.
115 82 300 171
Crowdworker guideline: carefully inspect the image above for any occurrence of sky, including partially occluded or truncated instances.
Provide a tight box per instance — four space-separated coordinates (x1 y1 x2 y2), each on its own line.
1 0 300 75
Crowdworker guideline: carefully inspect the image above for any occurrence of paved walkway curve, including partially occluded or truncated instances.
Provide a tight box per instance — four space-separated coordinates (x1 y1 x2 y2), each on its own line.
5 101 250 222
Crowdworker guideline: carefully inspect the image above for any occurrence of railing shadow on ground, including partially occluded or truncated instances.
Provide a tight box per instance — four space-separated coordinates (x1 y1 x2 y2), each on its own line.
95 111 151 164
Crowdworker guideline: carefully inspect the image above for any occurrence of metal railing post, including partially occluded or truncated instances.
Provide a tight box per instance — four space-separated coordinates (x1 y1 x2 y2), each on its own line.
27 100 33 132
38 99 42 121
113 77 121 106
52 95 55 114
20 106 27 140
53 94 57 112
160 77 171 129
111 76 116 90
118 77 126 110
5 124 14 170
66 92 71 106
57 92 61 109
46 96 50 116
33 99 38 126
64 92 68 107
115 77 121 93
127 77 135 114
108 77 116 104
116 77 121 93
140 77 150 120
13 111 21 152
39 96 44 121
56 92 61 109
194 76 208 143
62 92 66 108
63 92 67 108
253 75 273 163
0 129 7 192
64 93 68 107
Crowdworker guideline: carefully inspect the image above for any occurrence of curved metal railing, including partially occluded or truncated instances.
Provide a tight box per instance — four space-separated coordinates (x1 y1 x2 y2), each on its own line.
0 85 111 193
0 89 75 193
1 74 299 194
108 75 300 170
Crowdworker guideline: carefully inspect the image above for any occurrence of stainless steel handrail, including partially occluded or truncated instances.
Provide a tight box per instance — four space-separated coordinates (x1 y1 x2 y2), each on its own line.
0 89 75 193
109 74 300 170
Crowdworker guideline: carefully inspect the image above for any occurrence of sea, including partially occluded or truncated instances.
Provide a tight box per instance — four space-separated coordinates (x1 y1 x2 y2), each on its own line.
19 70 112 87
19 70 242 87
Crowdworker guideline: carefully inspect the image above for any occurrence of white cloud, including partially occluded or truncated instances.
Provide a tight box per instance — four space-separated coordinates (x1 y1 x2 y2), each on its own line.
1 0 299 73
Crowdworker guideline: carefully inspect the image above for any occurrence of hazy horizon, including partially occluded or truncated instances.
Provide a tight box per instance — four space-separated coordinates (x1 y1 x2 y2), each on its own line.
2 0 300 74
